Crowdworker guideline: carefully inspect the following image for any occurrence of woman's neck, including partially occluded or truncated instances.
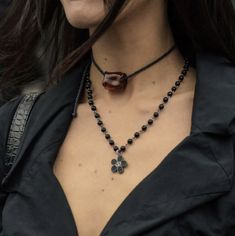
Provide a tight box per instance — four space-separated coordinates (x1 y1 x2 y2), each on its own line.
86 1 186 105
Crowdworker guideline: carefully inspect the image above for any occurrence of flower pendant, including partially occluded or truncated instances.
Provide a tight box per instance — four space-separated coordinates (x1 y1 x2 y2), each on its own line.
111 155 128 174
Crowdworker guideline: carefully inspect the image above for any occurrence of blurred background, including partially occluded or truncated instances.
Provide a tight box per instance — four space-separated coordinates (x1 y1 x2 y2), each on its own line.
0 0 45 106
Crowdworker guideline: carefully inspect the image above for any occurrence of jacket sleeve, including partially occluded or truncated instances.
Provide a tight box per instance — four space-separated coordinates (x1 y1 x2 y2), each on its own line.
0 95 24 232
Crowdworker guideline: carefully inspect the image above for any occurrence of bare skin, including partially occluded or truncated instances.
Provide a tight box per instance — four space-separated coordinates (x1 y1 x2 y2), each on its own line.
55 0 197 235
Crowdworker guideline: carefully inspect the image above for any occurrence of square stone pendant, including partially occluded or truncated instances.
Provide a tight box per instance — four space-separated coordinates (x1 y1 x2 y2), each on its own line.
111 155 128 174
102 71 127 92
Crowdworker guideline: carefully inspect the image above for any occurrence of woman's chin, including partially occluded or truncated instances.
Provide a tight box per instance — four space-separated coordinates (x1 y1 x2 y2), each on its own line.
66 15 104 29
62 1 106 29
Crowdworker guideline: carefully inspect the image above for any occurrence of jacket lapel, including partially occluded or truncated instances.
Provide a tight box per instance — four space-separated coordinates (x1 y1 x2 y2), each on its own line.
192 52 235 135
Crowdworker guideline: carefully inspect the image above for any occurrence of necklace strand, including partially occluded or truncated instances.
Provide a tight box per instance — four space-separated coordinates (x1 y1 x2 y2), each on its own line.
91 44 176 81
91 45 177 92
85 58 190 174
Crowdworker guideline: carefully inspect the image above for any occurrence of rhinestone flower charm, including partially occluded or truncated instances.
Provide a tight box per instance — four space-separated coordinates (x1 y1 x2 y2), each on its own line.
111 155 128 174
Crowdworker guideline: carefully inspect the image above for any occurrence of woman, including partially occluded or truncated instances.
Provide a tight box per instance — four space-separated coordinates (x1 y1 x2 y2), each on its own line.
0 0 235 235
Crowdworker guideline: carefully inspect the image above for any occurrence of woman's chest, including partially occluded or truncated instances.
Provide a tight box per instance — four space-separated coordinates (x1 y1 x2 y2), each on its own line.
52 95 194 236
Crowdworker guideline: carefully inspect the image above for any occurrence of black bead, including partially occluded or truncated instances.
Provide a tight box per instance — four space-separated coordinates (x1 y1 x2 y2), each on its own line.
101 127 106 132
159 104 164 110
111 159 117 165
120 146 126 152
91 105 96 111
148 119 153 125
184 63 189 69
109 139 114 145
142 125 147 131
86 82 91 87
179 75 184 81
88 100 94 105
113 146 119 151
134 132 140 138
105 134 110 139
171 86 177 92
167 91 173 97
182 70 187 76
128 139 133 144
97 120 103 126
153 111 159 117
94 112 100 118
87 91 92 96
163 97 168 103
175 80 181 86
88 95 93 99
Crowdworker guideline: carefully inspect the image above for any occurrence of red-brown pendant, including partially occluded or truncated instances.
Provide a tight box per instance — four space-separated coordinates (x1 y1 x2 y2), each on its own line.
102 71 127 92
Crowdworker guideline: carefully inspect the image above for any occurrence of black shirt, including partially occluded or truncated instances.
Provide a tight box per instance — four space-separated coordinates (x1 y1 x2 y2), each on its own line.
0 52 235 235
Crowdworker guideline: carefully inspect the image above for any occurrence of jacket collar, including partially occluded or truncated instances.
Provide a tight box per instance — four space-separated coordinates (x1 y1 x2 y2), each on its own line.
191 52 235 135
1 52 235 235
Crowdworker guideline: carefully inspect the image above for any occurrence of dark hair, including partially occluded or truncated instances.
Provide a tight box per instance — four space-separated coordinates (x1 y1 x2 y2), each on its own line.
0 0 235 101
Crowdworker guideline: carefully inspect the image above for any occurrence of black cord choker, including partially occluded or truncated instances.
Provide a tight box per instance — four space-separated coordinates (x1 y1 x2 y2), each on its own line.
91 44 176 92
